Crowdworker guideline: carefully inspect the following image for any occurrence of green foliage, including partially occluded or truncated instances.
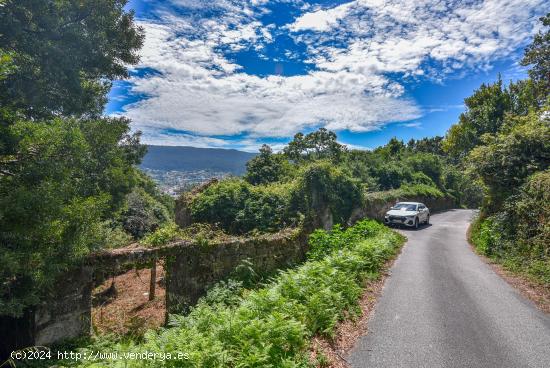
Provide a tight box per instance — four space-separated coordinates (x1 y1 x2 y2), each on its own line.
467 13 550 287
190 179 297 234
291 161 363 226
141 222 234 248
141 222 182 247
469 111 550 210
120 188 172 239
471 171 550 277
404 153 443 187
521 13 550 103
245 144 292 185
61 220 404 368
443 78 512 160
407 136 444 155
372 162 413 190
441 165 483 208
365 184 444 204
308 220 385 261
0 0 144 118
0 118 144 317
283 128 346 162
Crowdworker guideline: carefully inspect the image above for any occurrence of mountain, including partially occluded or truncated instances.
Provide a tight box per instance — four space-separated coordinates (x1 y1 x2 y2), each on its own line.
140 145 257 175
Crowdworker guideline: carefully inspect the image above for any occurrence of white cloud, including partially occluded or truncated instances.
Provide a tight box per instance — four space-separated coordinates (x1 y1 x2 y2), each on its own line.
399 122 422 129
119 0 546 148
290 0 545 77
289 2 355 32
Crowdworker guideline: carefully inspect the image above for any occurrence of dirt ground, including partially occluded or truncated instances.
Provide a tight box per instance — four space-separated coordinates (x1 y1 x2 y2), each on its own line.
91 263 166 336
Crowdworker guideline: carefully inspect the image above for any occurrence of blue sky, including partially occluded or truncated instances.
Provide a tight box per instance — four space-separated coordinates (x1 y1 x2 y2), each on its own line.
107 0 547 151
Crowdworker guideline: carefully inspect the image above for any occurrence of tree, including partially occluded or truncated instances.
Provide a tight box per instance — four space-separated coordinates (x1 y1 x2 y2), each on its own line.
386 137 406 156
120 188 172 239
0 118 145 317
521 13 550 103
290 161 362 228
468 111 550 211
0 0 144 118
245 144 290 185
283 128 346 162
407 136 444 155
0 0 145 317
404 153 443 187
443 78 511 160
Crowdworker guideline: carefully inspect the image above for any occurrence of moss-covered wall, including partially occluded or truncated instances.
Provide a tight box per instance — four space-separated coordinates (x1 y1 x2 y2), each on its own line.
165 229 308 313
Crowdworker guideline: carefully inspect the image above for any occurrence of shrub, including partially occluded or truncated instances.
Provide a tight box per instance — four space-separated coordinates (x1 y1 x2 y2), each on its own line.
189 179 296 234
291 161 363 226
120 188 172 239
471 170 550 285
140 222 182 247
308 220 385 260
245 144 292 185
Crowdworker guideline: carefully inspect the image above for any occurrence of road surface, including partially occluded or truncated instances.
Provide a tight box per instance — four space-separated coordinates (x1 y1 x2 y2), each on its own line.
348 209 550 368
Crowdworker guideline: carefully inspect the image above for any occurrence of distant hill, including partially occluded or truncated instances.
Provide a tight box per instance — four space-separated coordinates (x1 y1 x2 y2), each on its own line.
140 145 257 175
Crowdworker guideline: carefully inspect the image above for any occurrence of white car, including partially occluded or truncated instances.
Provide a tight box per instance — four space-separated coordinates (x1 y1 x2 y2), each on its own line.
384 202 430 229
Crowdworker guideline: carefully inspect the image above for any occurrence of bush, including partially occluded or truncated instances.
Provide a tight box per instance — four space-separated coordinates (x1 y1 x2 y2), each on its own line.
120 188 172 239
291 161 363 226
189 179 296 234
471 170 550 285
308 220 385 261
140 222 182 247
471 171 550 286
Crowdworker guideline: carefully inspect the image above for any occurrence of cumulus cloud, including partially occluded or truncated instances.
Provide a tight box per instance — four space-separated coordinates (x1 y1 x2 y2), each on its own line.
118 0 546 148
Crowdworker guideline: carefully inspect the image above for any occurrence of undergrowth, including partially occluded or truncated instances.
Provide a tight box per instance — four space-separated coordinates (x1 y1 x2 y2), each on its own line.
50 220 404 367
470 216 550 286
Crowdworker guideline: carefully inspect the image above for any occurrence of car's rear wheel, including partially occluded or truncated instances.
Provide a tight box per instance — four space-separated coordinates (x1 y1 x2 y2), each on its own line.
414 218 419 229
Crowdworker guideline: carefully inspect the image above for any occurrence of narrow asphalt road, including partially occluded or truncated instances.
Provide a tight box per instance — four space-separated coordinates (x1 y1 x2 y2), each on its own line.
348 209 550 368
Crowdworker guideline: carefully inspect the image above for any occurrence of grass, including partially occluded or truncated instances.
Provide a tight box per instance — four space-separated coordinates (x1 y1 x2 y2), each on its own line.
46 219 404 368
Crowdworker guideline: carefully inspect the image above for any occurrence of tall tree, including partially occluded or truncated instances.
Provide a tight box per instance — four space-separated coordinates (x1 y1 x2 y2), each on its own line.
443 78 511 160
0 0 144 118
0 0 145 317
245 144 290 185
521 13 550 103
283 128 346 162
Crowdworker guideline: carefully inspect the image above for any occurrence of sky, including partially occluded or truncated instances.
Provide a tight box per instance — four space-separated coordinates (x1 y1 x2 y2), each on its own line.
106 0 548 151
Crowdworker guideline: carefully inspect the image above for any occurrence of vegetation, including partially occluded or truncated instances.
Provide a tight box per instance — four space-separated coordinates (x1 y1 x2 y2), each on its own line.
0 0 171 318
186 127 468 235
60 220 404 367
2 0 547 361
457 14 550 286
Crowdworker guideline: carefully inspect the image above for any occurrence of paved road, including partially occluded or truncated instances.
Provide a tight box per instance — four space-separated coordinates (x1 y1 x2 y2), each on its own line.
348 209 550 368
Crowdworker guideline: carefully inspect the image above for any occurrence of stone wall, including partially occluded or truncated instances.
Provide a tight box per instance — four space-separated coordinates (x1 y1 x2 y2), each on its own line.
34 267 94 345
165 228 308 313
1 228 308 358
0 267 93 359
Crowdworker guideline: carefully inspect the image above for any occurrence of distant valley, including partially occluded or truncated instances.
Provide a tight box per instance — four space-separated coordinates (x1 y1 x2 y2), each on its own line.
140 145 257 195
